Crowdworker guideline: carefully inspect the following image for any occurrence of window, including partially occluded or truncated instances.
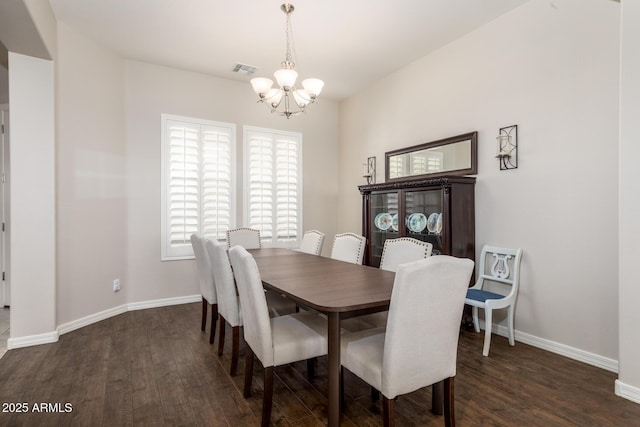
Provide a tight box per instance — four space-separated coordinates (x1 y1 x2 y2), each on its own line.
243 126 302 247
161 115 236 260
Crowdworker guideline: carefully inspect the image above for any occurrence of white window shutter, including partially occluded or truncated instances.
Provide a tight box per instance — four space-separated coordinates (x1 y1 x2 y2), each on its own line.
162 115 236 259
244 127 302 247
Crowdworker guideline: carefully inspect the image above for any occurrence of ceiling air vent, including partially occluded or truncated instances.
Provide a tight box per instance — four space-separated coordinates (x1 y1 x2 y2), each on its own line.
232 63 257 75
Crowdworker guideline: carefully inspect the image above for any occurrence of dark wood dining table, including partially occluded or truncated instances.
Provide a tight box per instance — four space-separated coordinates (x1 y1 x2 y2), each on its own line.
248 248 397 426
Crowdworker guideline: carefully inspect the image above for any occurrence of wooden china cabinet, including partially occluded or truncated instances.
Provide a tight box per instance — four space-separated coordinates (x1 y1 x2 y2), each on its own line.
359 176 476 268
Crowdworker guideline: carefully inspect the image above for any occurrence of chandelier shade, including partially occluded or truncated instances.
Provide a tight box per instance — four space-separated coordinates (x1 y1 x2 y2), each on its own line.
250 4 324 119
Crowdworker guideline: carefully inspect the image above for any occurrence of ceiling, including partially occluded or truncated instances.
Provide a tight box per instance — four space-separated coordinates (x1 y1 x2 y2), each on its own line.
49 0 530 101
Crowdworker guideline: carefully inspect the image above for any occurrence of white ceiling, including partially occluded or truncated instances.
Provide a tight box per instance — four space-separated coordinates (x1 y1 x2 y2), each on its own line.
49 0 530 101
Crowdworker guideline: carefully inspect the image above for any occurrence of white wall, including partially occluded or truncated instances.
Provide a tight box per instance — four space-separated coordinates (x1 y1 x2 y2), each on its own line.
0 43 8 104
617 0 640 403
124 60 340 303
339 0 620 360
55 22 128 325
7 52 56 339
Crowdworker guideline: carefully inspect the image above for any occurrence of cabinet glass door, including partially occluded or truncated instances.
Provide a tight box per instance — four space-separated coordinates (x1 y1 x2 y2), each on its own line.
369 191 399 267
404 189 444 255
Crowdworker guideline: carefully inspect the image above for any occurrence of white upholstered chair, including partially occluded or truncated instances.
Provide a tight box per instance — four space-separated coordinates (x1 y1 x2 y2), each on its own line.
298 230 325 255
379 237 433 272
465 245 523 356
330 232 366 264
226 227 261 249
206 239 243 376
344 237 434 332
228 246 329 427
190 234 217 344
341 256 474 427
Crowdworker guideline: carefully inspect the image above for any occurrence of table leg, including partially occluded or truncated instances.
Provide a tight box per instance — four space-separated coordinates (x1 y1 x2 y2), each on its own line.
327 312 341 427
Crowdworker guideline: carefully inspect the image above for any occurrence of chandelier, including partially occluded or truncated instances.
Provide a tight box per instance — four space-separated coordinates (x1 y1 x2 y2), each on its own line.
250 4 324 119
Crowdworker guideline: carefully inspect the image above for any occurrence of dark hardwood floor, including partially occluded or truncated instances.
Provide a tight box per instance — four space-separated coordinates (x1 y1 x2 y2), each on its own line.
0 302 638 426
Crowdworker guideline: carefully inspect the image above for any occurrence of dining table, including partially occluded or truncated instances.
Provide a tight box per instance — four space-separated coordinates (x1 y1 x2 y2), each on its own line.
249 248 444 426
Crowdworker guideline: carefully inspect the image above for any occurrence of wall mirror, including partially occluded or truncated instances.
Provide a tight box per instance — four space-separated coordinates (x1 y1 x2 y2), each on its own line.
385 131 478 181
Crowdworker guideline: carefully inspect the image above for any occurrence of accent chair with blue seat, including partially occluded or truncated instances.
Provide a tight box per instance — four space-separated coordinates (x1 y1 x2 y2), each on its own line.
465 245 524 356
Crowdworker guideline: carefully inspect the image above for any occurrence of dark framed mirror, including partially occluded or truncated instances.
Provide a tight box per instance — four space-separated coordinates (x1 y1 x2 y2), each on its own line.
385 131 478 181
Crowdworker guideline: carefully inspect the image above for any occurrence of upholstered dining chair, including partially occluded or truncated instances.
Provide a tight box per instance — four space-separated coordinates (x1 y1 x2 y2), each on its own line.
379 237 433 272
228 246 329 427
190 234 217 344
465 245 523 356
330 232 366 264
206 239 243 376
226 227 261 249
341 256 474 427
298 230 325 255
343 237 434 333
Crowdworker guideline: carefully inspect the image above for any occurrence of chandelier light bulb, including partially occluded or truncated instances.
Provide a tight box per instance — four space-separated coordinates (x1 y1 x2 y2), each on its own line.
302 78 324 97
250 77 274 96
274 68 298 90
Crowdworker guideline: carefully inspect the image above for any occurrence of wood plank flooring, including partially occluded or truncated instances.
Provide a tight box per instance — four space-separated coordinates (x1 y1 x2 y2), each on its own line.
0 302 638 426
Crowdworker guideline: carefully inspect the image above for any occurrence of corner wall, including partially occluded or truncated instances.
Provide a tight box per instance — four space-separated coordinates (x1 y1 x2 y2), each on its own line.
55 22 128 325
339 0 620 360
7 52 56 341
617 0 640 404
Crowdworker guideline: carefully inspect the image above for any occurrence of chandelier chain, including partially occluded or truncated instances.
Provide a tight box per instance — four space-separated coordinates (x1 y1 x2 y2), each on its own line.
283 8 294 68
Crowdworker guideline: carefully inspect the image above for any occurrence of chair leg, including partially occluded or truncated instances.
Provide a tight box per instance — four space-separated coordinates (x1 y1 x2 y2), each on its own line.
383 396 395 427
201 298 207 331
244 347 254 398
482 308 492 357
443 377 455 427
472 306 480 333
210 304 218 344
218 316 226 356
340 367 345 411
507 305 516 346
306 358 315 382
230 326 240 376
432 381 443 415
262 366 274 427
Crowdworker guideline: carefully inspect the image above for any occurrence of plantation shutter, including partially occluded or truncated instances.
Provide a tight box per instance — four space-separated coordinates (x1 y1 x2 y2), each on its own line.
162 116 235 259
245 127 302 247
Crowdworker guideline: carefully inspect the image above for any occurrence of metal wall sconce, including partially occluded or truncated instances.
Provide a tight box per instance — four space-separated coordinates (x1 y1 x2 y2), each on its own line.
496 125 518 170
362 156 376 184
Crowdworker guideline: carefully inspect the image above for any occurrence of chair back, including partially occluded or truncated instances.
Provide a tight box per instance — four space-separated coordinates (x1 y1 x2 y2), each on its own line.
382 256 474 398
206 239 241 326
330 233 366 264
190 234 216 304
228 246 274 366
476 245 523 299
379 237 433 272
226 228 261 249
299 230 325 255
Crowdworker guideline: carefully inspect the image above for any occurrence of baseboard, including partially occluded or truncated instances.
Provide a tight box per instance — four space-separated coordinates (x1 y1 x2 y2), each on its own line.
127 294 201 311
7 330 59 350
8 295 202 350
479 320 619 373
57 304 129 336
615 380 640 404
